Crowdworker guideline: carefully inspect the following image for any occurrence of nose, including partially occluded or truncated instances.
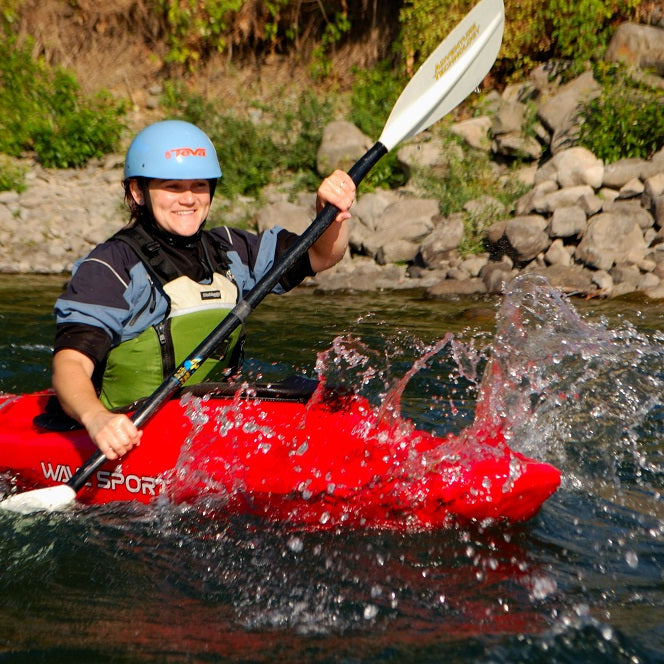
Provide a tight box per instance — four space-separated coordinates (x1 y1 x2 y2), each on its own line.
179 188 196 205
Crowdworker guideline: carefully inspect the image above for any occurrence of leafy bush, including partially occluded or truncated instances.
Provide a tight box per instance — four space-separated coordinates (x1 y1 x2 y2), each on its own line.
0 33 126 168
412 132 528 255
578 65 664 163
0 154 26 192
271 90 335 191
157 0 291 67
547 0 641 63
349 62 408 190
398 0 641 80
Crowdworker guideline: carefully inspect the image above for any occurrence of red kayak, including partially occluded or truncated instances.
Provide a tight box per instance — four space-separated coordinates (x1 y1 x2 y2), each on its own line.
0 377 560 529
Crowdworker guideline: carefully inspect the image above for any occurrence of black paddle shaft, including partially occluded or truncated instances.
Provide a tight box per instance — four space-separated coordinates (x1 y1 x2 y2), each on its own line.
68 141 388 492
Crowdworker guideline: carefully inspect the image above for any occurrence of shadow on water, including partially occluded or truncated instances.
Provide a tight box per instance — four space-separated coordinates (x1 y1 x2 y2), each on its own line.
0 274 663 662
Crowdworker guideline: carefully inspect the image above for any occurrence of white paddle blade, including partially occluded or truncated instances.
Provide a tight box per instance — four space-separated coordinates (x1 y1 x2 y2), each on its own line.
0 484 77 514
379 0 504 151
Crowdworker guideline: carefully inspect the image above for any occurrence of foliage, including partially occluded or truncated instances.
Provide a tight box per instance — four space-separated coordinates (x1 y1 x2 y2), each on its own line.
412 132 527 255
349 61 404 139
547 0 641 62
578 64 664 163
271 90 336 191
158 0 244 66
398 0 641 80
349 62 408 191
0 32 126 168
0 154 26 192
310 10 351 80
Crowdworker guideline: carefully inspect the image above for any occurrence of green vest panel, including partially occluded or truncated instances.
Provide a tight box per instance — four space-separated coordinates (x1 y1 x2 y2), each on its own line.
100 273 241 409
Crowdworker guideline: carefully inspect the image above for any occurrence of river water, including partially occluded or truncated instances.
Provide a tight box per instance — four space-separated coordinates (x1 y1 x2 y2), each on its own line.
0 273 662 663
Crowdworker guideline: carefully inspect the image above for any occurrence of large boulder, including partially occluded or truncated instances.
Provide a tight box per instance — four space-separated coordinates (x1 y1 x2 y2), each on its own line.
606 22 664 75
576 213 648 270
316 120 371 175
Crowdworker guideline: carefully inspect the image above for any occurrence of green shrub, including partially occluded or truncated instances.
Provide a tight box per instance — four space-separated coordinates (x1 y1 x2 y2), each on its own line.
397 0 641 81
350 62 408 190
0 34 126 168
412 131 527 255
0 154 26 192
579 65 664 163
158 0 292 67
547 0 641 63
272 90 336 191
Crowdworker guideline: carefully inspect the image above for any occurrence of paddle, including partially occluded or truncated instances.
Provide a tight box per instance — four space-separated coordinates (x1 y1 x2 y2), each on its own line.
0 0 504 514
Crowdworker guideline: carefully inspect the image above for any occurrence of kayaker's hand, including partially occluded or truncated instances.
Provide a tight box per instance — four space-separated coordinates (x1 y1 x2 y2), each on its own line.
84 410 143 460
316 170 355 223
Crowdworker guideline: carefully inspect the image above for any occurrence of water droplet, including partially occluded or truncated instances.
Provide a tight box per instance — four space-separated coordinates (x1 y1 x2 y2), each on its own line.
287 536 303 553
625 550 638 568
363 604 379 620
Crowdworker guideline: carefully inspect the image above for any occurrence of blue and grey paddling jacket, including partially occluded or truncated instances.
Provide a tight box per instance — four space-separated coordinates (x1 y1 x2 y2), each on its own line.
54 222 314 410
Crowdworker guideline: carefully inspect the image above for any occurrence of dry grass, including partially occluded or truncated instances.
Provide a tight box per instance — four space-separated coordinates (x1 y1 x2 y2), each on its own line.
12 0 398 123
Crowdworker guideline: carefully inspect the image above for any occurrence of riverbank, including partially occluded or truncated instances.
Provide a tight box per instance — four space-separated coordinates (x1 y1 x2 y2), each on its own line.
3 137 664 301
2 18 664 299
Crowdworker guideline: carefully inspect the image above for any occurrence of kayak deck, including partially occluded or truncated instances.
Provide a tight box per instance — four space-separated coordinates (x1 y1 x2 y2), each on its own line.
0 379 561 529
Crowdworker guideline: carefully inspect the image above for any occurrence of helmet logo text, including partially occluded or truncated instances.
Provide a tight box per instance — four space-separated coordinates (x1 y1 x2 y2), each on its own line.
165 147 207 160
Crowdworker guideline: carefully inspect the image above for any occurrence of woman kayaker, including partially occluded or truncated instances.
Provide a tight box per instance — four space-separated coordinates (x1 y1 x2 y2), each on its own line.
51 119 356 461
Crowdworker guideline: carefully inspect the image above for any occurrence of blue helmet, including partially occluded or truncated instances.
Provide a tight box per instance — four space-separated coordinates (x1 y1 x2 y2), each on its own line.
124 120 222 180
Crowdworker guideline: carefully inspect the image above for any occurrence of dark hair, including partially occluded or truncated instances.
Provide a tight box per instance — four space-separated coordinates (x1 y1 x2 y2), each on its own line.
123 177 151 226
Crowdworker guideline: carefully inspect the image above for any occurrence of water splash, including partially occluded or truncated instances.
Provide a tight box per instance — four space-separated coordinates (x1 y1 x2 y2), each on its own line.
477 274 664 514
156 294 562 529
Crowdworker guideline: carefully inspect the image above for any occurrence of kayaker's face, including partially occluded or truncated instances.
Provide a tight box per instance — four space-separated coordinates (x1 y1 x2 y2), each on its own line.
141 178 211 236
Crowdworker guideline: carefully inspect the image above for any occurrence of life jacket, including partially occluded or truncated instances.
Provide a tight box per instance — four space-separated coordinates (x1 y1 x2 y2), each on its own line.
98 224 244 410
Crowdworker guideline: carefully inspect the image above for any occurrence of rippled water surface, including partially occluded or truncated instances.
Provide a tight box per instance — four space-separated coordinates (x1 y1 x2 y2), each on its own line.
0 273 663 663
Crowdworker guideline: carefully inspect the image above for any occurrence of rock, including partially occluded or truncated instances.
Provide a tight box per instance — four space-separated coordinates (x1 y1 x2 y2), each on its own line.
548 205 586 238
492 132 543 161
505 215 550 262
255 200 312 235
544 238 573 267
592 269 614 293
397 136 453 176
602 199 654 230
618 177 645 199
535 185 595 214
536 70 601 153
426 277 487 299
515 180 558 214
450 116 492 150
550 147 604 189
524 264 596 294
459 254 489 277
362 198 438 259
492 101 526 135
576 213 648 270
651 196 664 228
645 172 664 199
352 190 394 230
376 239 420 265
603 158 648 188
481 261 517 293
316 120 372 175
605 22 664 75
